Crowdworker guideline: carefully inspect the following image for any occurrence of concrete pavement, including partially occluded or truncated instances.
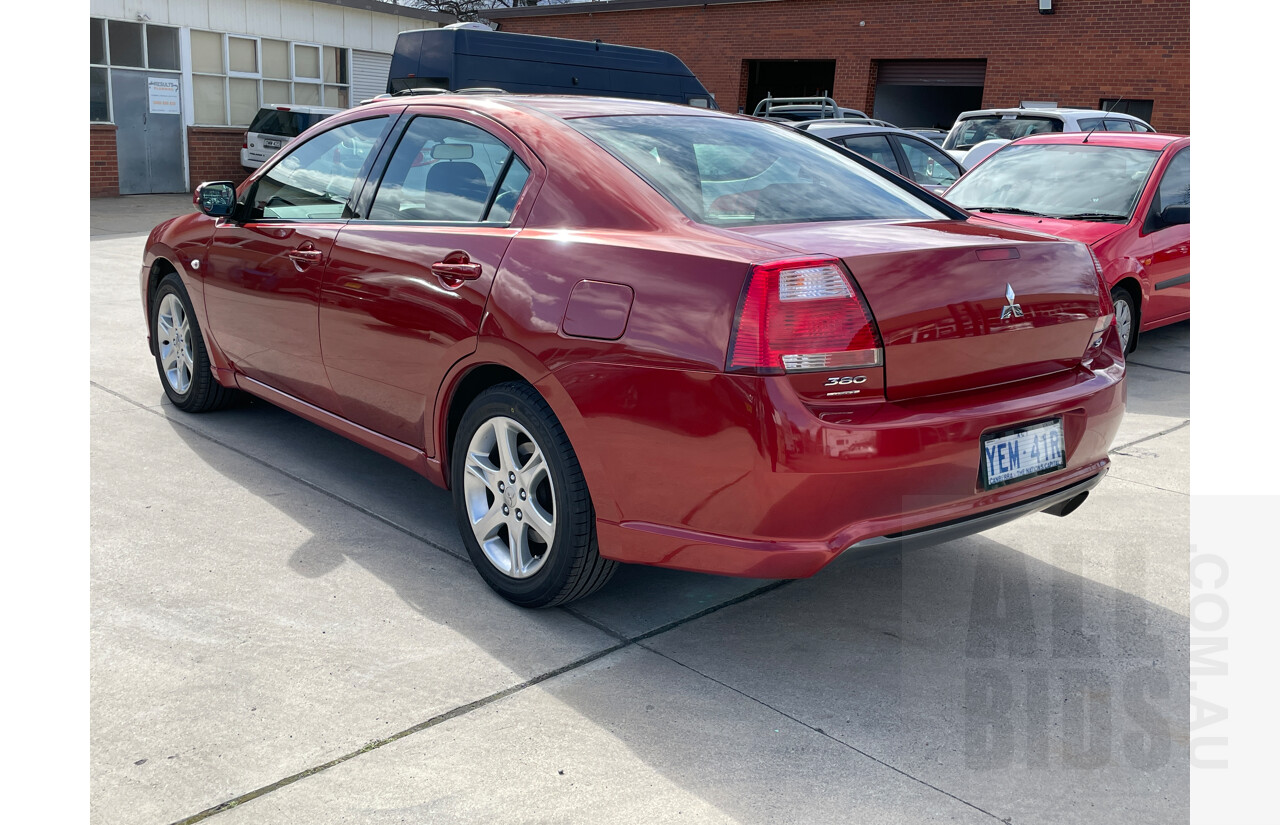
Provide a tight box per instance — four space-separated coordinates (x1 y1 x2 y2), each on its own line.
91 194 1190 824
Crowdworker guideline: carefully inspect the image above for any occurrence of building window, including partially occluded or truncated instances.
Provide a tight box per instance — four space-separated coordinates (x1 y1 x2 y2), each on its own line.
89 17 181 123
191 30 349 126
1100 99 1155 125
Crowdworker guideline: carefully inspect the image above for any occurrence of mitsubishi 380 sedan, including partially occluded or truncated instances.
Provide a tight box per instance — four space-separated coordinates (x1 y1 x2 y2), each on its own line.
141 95 1126 607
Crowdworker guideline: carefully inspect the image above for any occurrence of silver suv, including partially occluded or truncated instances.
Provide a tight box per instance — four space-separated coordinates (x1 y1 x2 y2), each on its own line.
941 107 1155 163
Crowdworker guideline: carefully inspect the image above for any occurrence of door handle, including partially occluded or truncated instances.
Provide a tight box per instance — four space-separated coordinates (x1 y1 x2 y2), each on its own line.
288 247 324 265
430 253 482 282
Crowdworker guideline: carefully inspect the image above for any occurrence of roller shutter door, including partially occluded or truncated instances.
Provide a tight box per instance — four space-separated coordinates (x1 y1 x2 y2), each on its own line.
876 60 987 86
352 50 393 103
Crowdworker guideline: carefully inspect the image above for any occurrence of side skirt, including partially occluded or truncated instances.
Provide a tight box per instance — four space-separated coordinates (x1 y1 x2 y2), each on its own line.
233 374 447 488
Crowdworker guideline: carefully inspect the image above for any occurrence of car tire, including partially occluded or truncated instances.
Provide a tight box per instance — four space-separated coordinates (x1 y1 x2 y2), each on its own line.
451 381 617 608
1110 287 1138 354
151 273 238 412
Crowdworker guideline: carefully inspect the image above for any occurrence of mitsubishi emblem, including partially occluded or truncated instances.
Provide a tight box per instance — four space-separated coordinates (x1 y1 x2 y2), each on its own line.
1000 283 1024 319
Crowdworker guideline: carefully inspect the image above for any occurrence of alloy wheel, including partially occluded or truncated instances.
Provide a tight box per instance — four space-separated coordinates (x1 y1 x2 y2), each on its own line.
156 293 195 395
462 416 557 579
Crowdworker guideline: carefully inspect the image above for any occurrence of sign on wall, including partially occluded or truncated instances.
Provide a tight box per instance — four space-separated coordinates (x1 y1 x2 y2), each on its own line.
148 78 180 115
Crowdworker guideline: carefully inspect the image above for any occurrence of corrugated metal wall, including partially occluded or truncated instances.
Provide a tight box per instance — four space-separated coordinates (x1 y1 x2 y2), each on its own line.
352 50 394 102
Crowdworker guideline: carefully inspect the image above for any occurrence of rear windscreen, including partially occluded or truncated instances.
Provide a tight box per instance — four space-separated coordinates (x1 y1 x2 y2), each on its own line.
247 109 331 138
573 115 945 227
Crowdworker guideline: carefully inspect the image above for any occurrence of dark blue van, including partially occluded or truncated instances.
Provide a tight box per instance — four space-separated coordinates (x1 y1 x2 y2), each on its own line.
387 28 716 108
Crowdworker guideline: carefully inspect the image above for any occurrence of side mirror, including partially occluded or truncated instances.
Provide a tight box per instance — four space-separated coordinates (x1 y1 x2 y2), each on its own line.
1160 204 1190 227
194 181 237 218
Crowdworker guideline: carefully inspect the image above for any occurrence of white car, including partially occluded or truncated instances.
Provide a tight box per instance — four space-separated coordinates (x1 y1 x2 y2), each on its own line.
941 107 1155 164
241 104 344 170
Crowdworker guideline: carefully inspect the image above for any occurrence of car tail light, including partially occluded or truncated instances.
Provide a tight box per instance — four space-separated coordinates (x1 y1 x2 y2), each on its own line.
1087 248 1113 315
1084 248 1114 353
728 257 882 373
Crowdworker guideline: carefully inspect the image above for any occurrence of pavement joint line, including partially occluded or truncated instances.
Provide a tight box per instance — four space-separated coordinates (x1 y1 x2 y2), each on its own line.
89 380 470 564
1106 475 1189 497
165 578 794 825
1126 360 1190 375
639 643 1009 823
1108 419 1190 455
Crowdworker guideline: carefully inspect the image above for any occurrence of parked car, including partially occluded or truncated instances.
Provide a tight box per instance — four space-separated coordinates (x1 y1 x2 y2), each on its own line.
752 95 868 122
945 132 1190 352
802 121 966 193
143 96 1125 608
941 107 1155 164
241 104 344 170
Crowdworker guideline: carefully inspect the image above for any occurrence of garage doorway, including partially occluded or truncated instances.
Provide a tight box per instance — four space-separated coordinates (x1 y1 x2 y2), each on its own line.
873 60 986 130
745 60 836 115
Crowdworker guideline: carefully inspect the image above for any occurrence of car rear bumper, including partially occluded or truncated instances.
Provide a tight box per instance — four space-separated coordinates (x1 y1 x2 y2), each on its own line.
555 349 1125 579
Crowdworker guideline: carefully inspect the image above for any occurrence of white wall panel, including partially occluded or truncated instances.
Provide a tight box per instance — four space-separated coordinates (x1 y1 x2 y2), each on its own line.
313 3 344 44
165 0 209 29
398 16 425 32
370 14 401 53
245 0 282 39
207 0 247 35
342 9 372 51
126 0 172 25
279 0 314 41
90 0 126 18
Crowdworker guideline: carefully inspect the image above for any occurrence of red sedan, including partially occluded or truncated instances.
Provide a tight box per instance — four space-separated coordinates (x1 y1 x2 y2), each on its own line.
141 95 1125 607
945 131 1190 352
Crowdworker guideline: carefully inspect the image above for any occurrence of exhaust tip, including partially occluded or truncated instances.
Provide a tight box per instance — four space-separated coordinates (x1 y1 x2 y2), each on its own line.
1043 491 1088 518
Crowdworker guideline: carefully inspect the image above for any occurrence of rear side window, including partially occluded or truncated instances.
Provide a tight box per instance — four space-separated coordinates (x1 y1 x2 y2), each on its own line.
369 116 526 223
840 135 897 171
573 115 945 227
250 117 387 220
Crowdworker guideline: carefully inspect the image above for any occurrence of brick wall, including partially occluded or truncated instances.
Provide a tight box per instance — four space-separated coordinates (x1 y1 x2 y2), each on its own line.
90 125 119 198
495 0 1190 134
187 127 251 190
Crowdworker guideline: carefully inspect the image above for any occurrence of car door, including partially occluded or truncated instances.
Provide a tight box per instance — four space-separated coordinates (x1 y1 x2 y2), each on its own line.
893 135 965 192
202 115 394 410
1139 145 1191 324
318 109 541 453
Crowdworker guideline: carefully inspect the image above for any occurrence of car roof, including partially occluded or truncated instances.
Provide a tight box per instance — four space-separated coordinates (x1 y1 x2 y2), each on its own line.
359 93 729 121
803 122 922 140
956 107 1146 120
1008 132 1189 149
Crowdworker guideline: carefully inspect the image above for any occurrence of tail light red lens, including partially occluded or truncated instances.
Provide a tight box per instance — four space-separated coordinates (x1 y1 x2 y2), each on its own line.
728 258 883 373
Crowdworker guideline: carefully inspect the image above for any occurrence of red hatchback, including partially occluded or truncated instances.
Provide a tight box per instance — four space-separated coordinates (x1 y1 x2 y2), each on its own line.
945 132 1190 352
141 95 1125 607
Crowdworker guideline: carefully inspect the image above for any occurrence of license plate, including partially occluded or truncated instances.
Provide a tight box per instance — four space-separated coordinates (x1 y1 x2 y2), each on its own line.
263 138 283 149
981 419 1066 489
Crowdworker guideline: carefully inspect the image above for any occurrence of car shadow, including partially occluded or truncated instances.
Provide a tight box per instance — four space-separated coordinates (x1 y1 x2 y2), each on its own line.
164 396 1189 823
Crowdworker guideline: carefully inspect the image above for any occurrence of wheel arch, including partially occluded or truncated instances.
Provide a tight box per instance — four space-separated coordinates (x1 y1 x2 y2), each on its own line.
433 343 620 523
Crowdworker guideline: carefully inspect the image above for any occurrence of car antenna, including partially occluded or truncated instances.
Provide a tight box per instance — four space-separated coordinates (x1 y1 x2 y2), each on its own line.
1082 96 1124 144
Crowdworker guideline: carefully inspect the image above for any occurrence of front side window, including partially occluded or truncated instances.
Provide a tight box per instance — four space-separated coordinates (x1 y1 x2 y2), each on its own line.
899 137 962 187
370 117 527 223
1154 147 1190 211
250 118 387 220
946 143 1161 222
574 116 946 227
840 134 897 171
